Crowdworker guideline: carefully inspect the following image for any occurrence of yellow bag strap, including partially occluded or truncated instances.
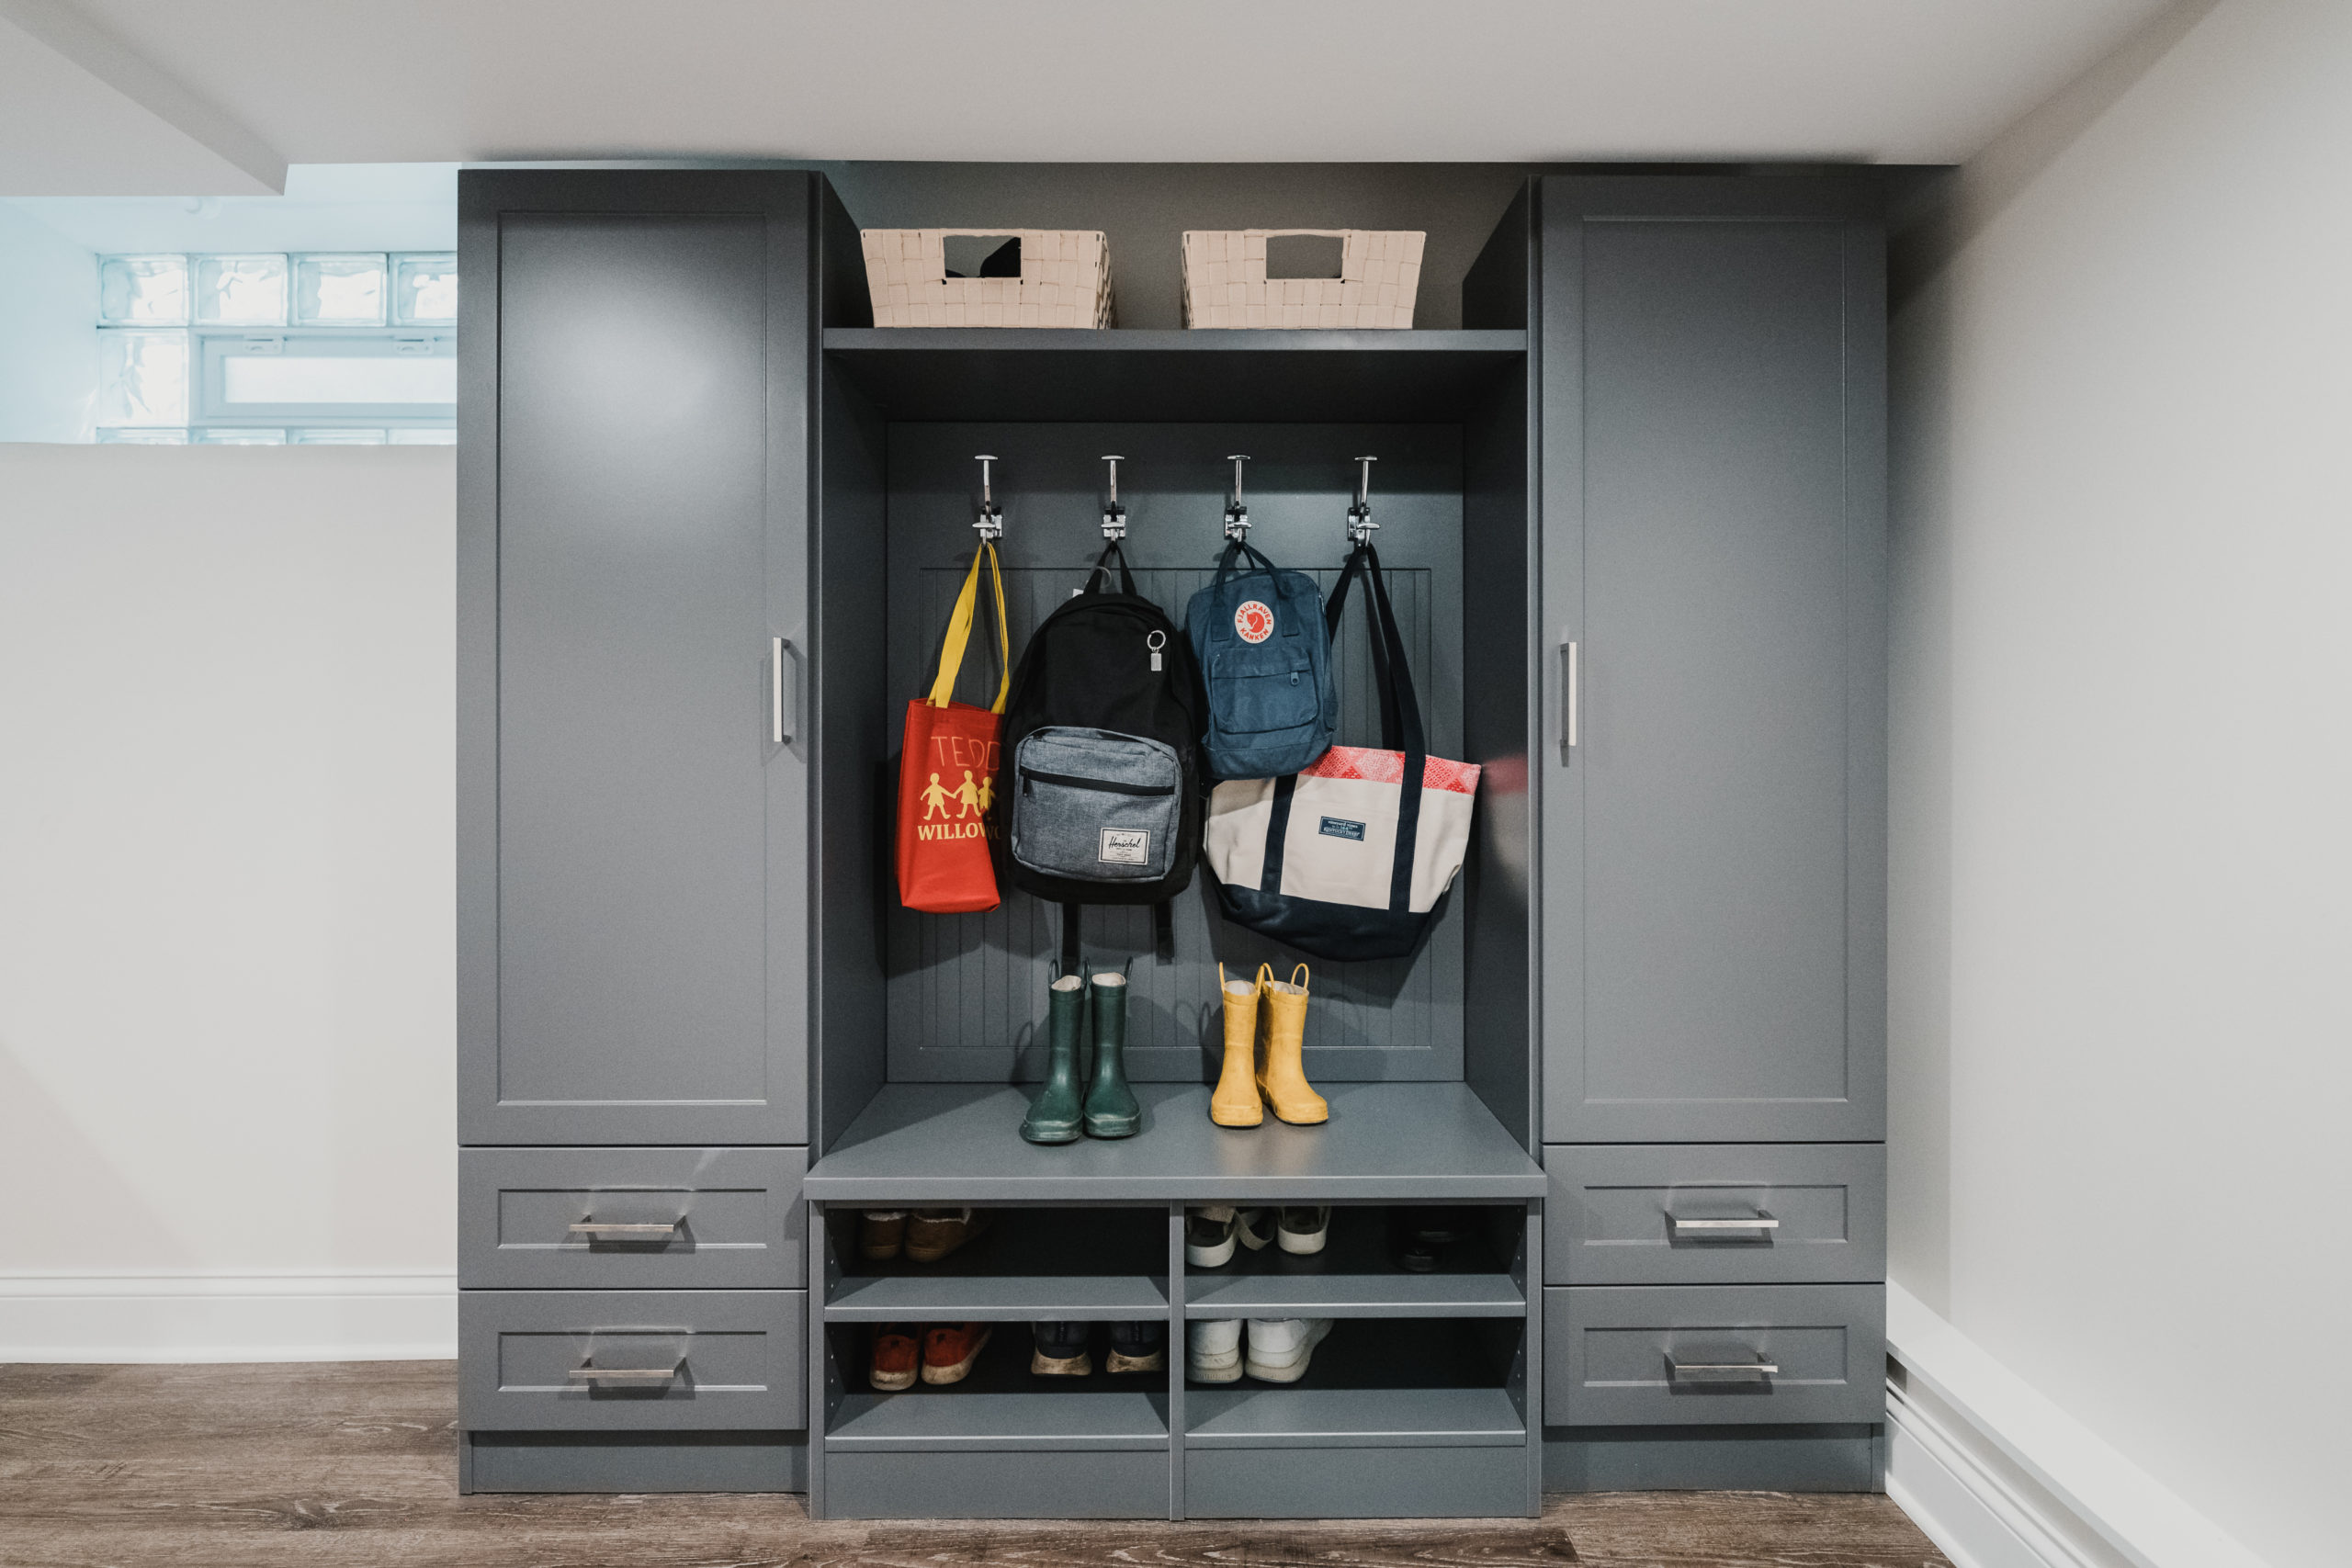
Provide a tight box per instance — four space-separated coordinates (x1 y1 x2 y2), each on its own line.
926 541 1011 712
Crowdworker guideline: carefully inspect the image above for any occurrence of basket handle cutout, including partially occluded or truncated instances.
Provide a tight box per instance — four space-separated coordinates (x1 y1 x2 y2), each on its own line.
943 234 1022 280
1264 233 1344 279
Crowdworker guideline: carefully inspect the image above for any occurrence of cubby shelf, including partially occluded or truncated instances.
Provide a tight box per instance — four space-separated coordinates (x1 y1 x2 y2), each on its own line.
802 1082 1546 1204
827 1275 1169 1321
1184 1273 1521 1319
820 327 1528 422
828 1392 1170 1452
1184 1386 1524 1449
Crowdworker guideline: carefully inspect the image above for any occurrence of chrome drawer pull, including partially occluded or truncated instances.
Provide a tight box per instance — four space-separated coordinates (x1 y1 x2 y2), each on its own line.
569 1219 682 1236
1668 1211 1779 1236
567 1361 681 1383
1668 1354 1777 1382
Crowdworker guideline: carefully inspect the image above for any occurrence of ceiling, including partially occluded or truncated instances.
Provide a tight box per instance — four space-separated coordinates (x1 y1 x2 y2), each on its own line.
1 0 2181 197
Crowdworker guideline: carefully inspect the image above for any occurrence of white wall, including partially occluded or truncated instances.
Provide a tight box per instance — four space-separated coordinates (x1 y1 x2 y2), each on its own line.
0 199 96 441
1888 3 2352 1566
0 444 456 1359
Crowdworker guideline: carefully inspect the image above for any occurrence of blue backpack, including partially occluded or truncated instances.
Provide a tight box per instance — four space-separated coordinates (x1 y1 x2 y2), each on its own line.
1184 538 1338 780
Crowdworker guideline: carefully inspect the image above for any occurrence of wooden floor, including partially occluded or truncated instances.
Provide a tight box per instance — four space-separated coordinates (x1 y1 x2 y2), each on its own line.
0 1362 1952 1568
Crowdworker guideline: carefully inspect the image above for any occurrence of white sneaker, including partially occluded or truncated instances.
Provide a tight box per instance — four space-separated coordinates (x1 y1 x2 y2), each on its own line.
1187 1318 1243 1382
1276 1205 1329 1255
1245 1317 1333 1382
1184 1205 1270 1269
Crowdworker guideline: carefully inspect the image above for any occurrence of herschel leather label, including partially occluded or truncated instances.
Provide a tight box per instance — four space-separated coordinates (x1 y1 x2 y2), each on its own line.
1317 816 1366 841
1099 828 1149 864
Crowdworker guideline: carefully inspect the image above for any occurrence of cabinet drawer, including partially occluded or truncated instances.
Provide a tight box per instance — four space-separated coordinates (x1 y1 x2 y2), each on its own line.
1544 1284 1883 1427
459 1146 805 1289
1544 1145 1883 1285
459 1290 805 1432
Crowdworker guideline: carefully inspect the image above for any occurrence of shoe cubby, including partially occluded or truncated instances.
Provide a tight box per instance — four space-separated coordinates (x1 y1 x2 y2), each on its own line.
1181 1316 1530 1519
821 1205 1170 1321
1184 1203 1527 1319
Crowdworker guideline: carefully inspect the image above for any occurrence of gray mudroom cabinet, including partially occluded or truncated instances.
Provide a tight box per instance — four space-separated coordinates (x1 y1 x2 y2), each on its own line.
455 169 864 1492
1517 175 1890 1490
455 165 1887 1508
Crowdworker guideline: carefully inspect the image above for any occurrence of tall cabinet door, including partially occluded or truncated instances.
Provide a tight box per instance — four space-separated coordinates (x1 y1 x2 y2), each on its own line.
1539 177 1886 1144
458 173 814 1145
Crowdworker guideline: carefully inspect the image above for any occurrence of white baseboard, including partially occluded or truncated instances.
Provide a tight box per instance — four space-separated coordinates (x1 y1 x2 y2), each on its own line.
0 1271 457 1362
1883 1283 2267 1568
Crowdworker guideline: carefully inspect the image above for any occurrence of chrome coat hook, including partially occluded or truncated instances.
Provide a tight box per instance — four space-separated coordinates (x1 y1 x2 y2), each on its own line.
974 454 1003 542
1100 455 1127 540
1347 455 1378 547
1223 454 1251 541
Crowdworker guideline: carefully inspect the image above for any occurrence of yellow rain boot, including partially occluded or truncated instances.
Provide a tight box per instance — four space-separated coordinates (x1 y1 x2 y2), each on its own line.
1209 964 1264 1127
1255 963 1329 1125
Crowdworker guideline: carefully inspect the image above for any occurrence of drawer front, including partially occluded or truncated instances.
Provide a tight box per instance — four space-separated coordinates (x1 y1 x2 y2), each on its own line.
1544 1284 1883 1427
459 1289 805 1432
1544 1144 1883 1285
823 1450 1168 1519
459 1146 805 1289
1186 1445 1530 1519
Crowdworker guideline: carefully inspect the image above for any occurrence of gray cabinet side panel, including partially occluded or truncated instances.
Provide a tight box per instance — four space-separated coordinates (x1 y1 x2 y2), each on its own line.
1542 178 1886 1144
459 171 812 1145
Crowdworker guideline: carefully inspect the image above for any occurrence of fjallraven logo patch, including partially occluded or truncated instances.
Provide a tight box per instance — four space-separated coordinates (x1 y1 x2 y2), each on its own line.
1099 828 1149 864
1317 816 1366 841
1234 600 1275 644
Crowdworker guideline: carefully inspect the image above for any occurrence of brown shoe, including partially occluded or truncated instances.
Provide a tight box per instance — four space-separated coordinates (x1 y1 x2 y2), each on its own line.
869 1323 918 1391
905 1207 990 1263
920 1322 993 1384
860 1210 908 1261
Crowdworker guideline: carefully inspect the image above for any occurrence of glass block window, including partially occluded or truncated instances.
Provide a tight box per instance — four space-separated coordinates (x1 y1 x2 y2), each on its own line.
294 254 388 325
194 254 290 325
95 251 456 442
391 254 458 325
97 329 189 424
98 255 188 324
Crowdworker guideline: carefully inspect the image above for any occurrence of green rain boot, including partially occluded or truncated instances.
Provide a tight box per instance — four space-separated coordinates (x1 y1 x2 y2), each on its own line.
1083 965 1141 1139
1020 967 1087 1145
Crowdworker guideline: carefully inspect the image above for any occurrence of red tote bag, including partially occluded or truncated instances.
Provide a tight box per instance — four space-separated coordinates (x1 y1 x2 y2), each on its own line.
895 542 1011 913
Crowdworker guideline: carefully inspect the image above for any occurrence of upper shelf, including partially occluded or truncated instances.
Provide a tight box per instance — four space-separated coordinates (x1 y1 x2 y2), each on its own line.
804 1082 1544 1203
820 328 1528 423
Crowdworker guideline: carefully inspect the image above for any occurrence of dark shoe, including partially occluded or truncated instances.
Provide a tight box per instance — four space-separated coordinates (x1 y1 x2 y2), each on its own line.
869 1323 918 1391
904 1207 990 1263
1030 1320 1092 1377
1391 1206 1458 1271
1107 1320 1166 1374
1082 967 1140 1139
1021 967 1088 1144
920 1323 992 1385
859 1210 907 1260
1277 1205 1330 1255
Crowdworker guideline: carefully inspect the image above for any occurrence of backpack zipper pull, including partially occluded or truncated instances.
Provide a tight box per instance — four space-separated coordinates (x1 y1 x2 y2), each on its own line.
1147 629 1165 672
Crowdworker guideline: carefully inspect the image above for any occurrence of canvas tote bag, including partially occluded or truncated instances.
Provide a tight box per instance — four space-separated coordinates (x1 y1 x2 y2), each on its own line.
896 541 1011 913
1204 542 1479 961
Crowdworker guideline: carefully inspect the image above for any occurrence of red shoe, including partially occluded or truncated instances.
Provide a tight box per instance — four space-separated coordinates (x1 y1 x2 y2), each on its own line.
869 1323 918 1392
921 1322 993 1385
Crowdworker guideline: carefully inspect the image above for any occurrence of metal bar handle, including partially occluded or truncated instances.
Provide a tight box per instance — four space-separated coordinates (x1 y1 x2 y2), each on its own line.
1668 1354 1778 1381
1560 638 1578 761
567 1362 681 1382
771 637 798 746
569 1220 683 1236
1668 1212 1780 1235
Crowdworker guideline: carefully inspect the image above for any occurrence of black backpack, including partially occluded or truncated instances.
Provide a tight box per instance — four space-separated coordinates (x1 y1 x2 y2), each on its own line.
997 542 1204 908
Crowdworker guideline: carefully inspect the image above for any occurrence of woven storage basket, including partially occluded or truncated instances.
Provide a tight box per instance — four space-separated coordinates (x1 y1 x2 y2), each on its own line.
862 228 1112 328
1182 229 1425 329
